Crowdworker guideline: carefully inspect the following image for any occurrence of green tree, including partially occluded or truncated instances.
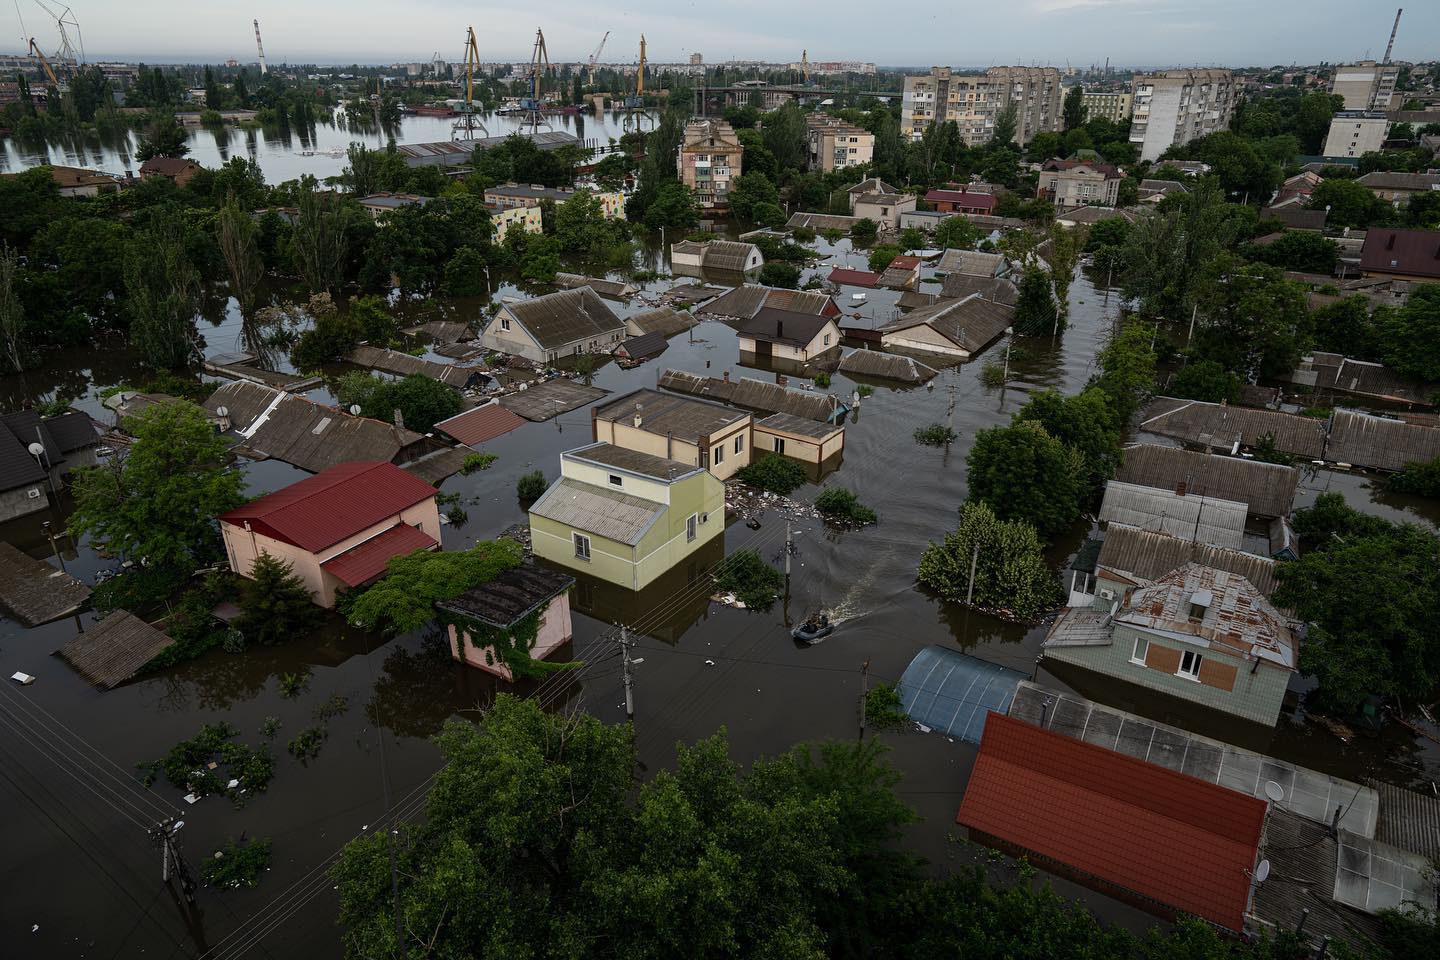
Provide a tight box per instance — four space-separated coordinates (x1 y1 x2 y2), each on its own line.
1012 266 1058 336
933 215 979 250
125 216 200 369
1089 320 1158 424
727 171 780 222
642 180 700 229
216 193 264 312
1169 359 1241 403
293 176 351 293
867 243 902 272
345 540 524 634
1047 223 1086 321
553 190 630 260
1122 178 1238 322
236 553 322 646
760 102 807 174
1311 295 1380 357
1194 258 1309 380
516 470 548 501
966 420 1084 540
1308 177 1388 228
1014 388 1121 494
443 246 488 296
0 243 24 373
135 114 190 161
1243 230 1339 274
70 402 245 584
989 103 1017 147
1379 284 1440 382
849 218 878 242
758 261 800 289
338 373 461 433
918 501 1062 620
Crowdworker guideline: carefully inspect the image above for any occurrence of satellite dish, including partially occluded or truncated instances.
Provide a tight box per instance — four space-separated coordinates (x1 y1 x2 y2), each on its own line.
216 405 228 418
1254 859 1271 883
349 404 362 415
27 442 45 457
1264 781 1285 803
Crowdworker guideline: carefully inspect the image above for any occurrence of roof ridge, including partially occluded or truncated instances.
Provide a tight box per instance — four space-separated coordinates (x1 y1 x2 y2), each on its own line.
238 460 390 517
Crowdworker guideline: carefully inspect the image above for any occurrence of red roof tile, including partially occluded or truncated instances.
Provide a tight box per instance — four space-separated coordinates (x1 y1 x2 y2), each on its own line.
956 713 1265 933
827 267 882 287
434 403 528 446
320 524 437 587
218 461 437 553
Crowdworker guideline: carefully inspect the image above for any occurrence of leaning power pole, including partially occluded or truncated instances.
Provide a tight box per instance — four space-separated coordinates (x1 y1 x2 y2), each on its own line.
253 19 268 75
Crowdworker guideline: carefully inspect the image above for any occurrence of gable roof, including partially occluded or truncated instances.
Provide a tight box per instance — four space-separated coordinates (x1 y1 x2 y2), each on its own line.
836 349 939 384
938 273 1019 304
58 611 174 690
1098 480 1248 549
935 248 1007 278
847 176 901 196
878 293 1014 354
828 267 882 288
1119 561 1296 667
0 410 97 491
1359 228 1440 279
139 156 200 176
625 305 696 338
498 287 627 349
1097 523 1279 596
695 285 840 322
957 713 1266 935
1116 443 1298 518
565 441 702 482
925 189 1000 210
1356 172 1440 192
217 460 437 552
319 523 437 586
617 331 668 360
530 477 667 545
657 369 846 423
701 240 761 272
739 307 835 348
595 388 749 442
434 402 528 446
1327 408 1440 472
1138 397 1328 459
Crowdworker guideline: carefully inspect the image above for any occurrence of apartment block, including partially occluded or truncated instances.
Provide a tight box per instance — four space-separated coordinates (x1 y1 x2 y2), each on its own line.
1330 60 1399 111
804 114 874 173
1322 112 1389 159
677 119 744 210
901 66 1063 146
1081 91 1133 123
1129 70 1235 162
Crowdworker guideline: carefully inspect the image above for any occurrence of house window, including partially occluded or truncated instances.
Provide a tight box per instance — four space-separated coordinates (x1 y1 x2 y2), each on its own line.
1178 650 1203 681
734 434 744 454
609 474 622 487
1131 637 1148 665
823 333 831 347
500 316 511 332
773 436 786 454
573 533 591 560
686 513 698 542
713 444 724 464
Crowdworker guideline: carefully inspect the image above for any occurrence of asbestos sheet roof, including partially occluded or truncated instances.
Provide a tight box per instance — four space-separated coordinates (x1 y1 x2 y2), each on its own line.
1097 523 1279 596
879 293 1014 354
1328 358 1433 406
626 305 697 338
695 285 838 322
1098 481 1248 549
786 212 859 232
1371 780 1440 861
0 413 48 490
755 412 843 441
617 331 668 361
702 240 760 272
565 441 701 482
957 712 1266 935
530 478 665 545
1116 443 1299 518
1327 408 1440 472
595 389 748 443
400 446 470 486
502 287 627 349
896 645 1026 744
435 403 528 446
657 370 845 423
1138 397 1328 459
740 308 833 348
837 349 939 383
1253 813 1388 951
554 273 637 299
345 344 477 388
321 523 437 587
437 563 575 629
0 541 91 626
58 611 173 690
935 249 1007 277
1118 562 1296 667
497 379 609 422
938 273 1019 304
204 381 429 474
218 461 438 553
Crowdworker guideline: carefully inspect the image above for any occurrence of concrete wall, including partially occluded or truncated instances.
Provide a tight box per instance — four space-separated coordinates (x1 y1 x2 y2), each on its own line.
1323 116 1388 159
564 457 672 505
448 594 573 680
595 417 752 482
852 196 915 230
221 498 441 609
0 484 48 522
881 325 968 358
702 424 751 480
1044 625 1289 726
753 428 843 465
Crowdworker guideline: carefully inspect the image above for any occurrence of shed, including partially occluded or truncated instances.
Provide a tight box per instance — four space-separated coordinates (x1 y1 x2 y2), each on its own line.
1327 408 1440 472
344 344 480 389
438 563 576 679
836 350 939 384
896 645 1026 743
554 273 637 299
58 611 174 689
1098 481 1248 549
625 305 697 339
498 379 609 422
434 403 528 446
1115 443 1299 518
615 332 668 364
401 447 472 486
0 542 91 626
753 413 845 464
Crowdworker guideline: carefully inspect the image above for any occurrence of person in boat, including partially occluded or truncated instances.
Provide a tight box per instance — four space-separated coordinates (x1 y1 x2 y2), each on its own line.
801 612 830 633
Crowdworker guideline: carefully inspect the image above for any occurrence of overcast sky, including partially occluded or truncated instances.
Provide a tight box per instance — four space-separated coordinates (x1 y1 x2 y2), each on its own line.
8 0 1436 68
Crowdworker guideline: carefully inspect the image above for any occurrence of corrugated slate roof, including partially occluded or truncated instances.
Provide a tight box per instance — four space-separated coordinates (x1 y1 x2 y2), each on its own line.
656 370 845 423
1327 408 1440 472
0 542 91 626
554 273 637 299
836 350 939 383
626 305 696 338
1098 481 1248 549
529 477 665 545
565 441 701 482
1097 523 1279 597
345 345 477 388
320 523 437 587
878 293 1014 354
938 274 1019 304
702 240 761 272
957 713 1266 935
1371 781 1440 861
755 412 843 441
218 461 437 552
500 287 627 349
438 563 575 629
0 413 48 490
1138 397 1328 459
935 249 1007 277
616 331 668 360
434 403 528 446
696 285 838 322
740 308 834 348
58 611 173 690
1116 443 1298 518
594 388 748 443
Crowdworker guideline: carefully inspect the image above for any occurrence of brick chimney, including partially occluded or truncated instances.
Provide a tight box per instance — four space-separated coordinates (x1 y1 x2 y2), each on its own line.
1175 480 1188 497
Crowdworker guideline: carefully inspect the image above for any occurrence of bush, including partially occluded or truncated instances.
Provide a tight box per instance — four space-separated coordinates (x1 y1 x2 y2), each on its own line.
236 552 321 646
460 452 498 475
201 838 272 890
980 362 1006 388
1170 359 1239 403
813 372 831 388
856 384 874 398
864 682 907 729
1389 456 1440 498
736 455 808 494
288 725 327 761
791 226 817 243
139 723 275 805
517 470 548 501
867 243 902 272
758 261 800 289
815 487 877 526
1251 432 1295 466
914 423 957 446
850 218 878 241
714 549 784 611
917 501 1062 621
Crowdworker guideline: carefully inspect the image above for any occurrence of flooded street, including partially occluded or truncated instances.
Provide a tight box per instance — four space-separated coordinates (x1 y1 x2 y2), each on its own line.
3 227 1439 958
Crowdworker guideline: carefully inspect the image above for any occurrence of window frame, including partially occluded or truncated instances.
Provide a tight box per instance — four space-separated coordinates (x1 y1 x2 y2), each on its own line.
1131 637 1149 665
773 436 786 454
685 513 698 542
734 434 744 454
1178 649 1203 681
572 532 591 561
608 474 622 487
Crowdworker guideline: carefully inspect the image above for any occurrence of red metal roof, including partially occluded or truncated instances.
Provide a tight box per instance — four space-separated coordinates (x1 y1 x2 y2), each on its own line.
956 713 1265 933
828 267 882 287
1359 228 1440 279
434 403 528 446
320 523 437 587
217 461 438 553
888 255 922 270
924 189 999 210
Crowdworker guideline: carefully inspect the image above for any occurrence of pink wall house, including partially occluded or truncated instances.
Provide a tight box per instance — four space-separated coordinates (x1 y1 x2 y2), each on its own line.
437 564 576 680
217 461 441 609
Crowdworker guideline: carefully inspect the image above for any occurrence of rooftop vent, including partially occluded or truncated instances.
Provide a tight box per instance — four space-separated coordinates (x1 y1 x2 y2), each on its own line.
1187 588 1213 622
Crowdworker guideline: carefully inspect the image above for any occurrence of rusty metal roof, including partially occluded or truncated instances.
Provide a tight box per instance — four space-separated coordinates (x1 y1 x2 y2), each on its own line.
1118 562 1296 668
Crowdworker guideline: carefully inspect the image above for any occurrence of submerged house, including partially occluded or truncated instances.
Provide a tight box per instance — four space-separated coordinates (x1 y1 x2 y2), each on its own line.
0 410 100 522
217 461 441 608
592 389 753 481
1114 444 1299 520
877 293 1014 359
669 239 764 274
1043 561 1298 726
529 442 725 590
478 287 627 364
736 308 842 366
437 563 576 680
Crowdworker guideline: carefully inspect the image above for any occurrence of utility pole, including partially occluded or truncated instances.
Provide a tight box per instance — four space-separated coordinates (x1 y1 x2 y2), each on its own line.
619 626 638 721
41 520 66 574
945 382 956 444
859 658 870 741
151 817 196 904
965 540 980 606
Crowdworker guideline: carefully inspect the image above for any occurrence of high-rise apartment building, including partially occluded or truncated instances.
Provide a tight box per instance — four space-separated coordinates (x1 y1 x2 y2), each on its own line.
1322 112 1389 159
1080 92 1133 123
901 66 1063 146
1330 61 1399 111
1129 70 1235 162
677 119 744 209
805 114 874 173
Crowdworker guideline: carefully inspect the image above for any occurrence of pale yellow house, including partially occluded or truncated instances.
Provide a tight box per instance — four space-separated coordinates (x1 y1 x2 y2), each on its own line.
753 413 845 465
489 203 544 238
591 388 753 481
529 443 725 590
483 183 626 220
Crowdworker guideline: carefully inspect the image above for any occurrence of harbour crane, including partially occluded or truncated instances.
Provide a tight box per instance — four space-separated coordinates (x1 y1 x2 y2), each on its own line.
801 49 809 85
1382 8 1402 64
452 25 488 141
621 35 649 131
587 30 609 86
28 0 83 66
26 36 59 87
253 19 267 75
519 28 551 133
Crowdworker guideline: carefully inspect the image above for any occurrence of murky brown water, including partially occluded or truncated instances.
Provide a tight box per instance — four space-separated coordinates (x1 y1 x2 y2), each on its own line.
2 244 1436 958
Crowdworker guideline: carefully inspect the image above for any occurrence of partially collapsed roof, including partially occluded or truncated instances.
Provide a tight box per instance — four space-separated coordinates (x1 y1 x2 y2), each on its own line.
695 285 839 323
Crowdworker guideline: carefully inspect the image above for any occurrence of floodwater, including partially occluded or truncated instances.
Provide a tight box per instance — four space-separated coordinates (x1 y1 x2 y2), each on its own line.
0 107 654 182
2 244 1438 959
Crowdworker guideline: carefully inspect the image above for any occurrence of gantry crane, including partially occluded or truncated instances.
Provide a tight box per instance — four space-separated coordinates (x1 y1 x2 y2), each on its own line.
519 28 551 132
452 25 488 141
621 35 651 131
587 31 609 86
26 37 59 87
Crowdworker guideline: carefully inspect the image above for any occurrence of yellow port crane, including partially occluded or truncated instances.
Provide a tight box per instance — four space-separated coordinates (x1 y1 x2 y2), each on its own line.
519 28 551 133
452 25 488 140
621 35 649 131
27 38 59 87
587 30 609 86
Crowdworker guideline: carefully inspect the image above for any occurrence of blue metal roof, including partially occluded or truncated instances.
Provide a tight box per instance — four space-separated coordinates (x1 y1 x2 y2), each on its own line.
896 645 1026 744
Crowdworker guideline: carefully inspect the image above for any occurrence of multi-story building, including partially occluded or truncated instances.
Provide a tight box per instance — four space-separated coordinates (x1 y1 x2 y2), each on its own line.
689 53 703 66
1037 159 1123 207
1322 112 1389 159
900 66 1063 146
1080 91 1133 123
1129 70 1235 162
677 119 743 210
804 114 874 173
482 183 625 219
1330 60 1399 111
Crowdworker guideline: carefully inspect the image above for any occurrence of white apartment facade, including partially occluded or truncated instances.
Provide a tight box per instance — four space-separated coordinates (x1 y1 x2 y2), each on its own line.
901 66 1063 146
1322 112 1389 159
1330 61 1399 112
1129 70 1235 162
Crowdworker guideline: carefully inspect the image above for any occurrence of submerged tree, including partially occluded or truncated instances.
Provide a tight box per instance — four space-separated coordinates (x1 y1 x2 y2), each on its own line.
293 175 349 293
217 194 264 312
0 242 24 373
918 501 1062 621
125 215 200 368
236 553 322 646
